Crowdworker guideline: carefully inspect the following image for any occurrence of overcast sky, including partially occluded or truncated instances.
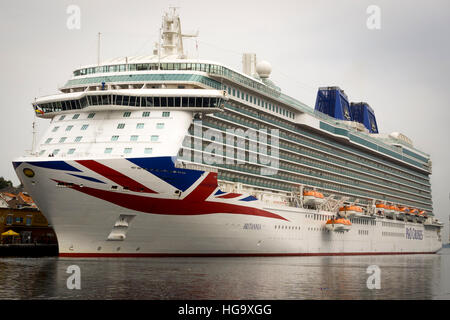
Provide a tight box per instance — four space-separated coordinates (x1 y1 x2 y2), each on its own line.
1 0 449 241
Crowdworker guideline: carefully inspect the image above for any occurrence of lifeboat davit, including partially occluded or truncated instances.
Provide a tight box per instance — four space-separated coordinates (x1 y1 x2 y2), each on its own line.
397 206 409 220
384 205 396 219
326 218 352 232
303 190 325 206
338 205 363 218
375 203 386 216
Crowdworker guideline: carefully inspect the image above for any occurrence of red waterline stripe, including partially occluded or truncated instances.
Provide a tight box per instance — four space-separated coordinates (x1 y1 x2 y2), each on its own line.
59 251 438 258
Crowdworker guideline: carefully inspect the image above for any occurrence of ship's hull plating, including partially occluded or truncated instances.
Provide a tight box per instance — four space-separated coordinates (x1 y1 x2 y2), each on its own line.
13 157 442 257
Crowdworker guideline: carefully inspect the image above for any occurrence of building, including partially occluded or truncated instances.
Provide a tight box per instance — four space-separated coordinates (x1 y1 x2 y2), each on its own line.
0 189 56 244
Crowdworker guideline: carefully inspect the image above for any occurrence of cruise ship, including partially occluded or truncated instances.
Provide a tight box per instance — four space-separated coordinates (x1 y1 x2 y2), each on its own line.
13 8 443 257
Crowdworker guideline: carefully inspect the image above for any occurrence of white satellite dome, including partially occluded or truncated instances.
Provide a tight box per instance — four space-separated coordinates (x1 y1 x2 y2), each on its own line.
256 60 272 79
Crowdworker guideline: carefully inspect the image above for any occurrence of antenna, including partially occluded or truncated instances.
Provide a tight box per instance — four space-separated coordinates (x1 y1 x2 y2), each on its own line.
31 115 37 155
97 32 101 66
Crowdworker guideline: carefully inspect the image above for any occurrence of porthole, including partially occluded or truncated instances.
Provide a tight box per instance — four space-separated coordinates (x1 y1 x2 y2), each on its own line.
23 168 35 178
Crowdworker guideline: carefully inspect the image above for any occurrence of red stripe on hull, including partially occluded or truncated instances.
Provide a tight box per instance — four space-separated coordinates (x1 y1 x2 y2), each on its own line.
59 251 439 258
76 160 157 193
57 173 288 221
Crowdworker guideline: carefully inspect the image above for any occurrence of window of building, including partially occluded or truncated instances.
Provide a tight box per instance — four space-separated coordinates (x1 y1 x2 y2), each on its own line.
68 148 76 154
162 112 170 117
111 135 119 141
59 137 67 143
52 126 59 132
151 135 159 142
72 114 80 120
123 112 131 118
81 124 89 130
6 215 12 225
156 123 164 129
117 123 125 129
130 135 138 141
144 148 153 154
66 125 73 131
74 136 82 142
26 217 32 226
87 112 96 118
45 138 52 144
104 148 113 154
124 148 132 154
136 123 144 129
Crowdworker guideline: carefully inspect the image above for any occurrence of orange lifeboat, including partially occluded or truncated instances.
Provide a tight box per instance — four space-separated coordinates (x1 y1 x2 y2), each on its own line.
338 205 363 218
326 218 352 232
303 190 325 206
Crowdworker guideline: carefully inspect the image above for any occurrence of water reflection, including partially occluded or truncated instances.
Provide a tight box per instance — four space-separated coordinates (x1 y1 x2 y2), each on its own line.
0 248 449 299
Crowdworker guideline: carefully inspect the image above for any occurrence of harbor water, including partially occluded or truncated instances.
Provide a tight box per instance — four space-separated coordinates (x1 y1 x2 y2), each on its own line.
0 248 449 300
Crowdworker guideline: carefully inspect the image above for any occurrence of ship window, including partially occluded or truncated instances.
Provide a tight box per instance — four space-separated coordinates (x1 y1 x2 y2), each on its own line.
151 135 159 142
129 96 137 107
167 97 174 107
117 123 125 129
100 95 110 105
124 148 132 154
182 97 189 107
66 125 73 131
174 97 181 107
68 148 75 155
91 95 99 106
72 114 80 120
104 148 113 154
160 97 167 107
45 138 52 144
111 135 119 141
130 135 138 141
144 148 153 154
59 115 65 121
123 112 131 118
59 137 67 143
39 150 46 156
53 149 60 155
146 97 154 106
81 124 89 130
115 95 123 105
162 112 170 117
87 112 95 118
232 88 236 96
122 96 130 106
136 123 144 129
74 136 82 142
156 123 164 129
52 126 59 132
153 97 160 107
142 111 150 117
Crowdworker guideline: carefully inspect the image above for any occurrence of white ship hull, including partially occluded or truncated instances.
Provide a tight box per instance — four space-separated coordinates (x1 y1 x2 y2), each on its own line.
13 157 442 257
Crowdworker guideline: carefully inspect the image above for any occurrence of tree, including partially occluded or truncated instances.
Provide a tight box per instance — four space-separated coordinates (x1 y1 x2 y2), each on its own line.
0 177 13 189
